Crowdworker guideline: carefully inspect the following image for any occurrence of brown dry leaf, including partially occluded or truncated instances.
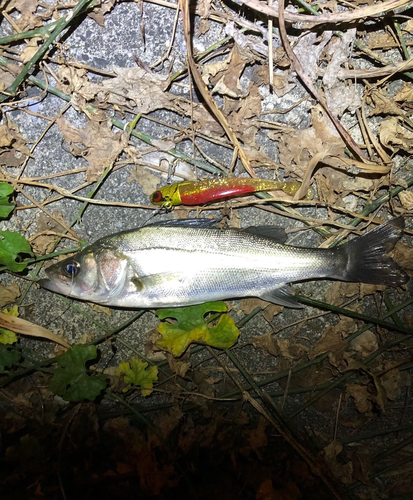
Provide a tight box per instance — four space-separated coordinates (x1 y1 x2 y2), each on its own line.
323 440 353 485
359 283 387 298
269 106 344 180
251 332 278 356
367 32 397 50
88 0 117 26
57 117 126 182
32 211 70 256
393 241 413 277
225 83 263 150
0 118 31 167
308 317 356 360
0 283 20 308
56 66 95 101
240 298 283 322
368 89 404 117
325 282 359 305
95 67 174 113
347 383 383 414
166 352 191 378
350 330 378 358
394 83 413 104
325 82 361 117
127 165 160 196
379 117 413 153
152 406 184 441
0 68 15 91
398 190 413 210
196 0 210 34
256 479 276 500
380 362 411 401
316 174 339 205
210 44 255 98
88 303 112 317
245 417 267 454
0 312 71 348
276 338 308 362
20 38 41 64
5 0 39 30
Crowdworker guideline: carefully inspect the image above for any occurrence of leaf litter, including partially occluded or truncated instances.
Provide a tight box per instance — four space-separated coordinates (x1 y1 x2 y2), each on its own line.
0 0 413 498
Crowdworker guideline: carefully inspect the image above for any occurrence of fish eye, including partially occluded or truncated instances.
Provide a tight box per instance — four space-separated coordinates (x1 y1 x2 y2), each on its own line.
151 191 163 203
64 261 80 278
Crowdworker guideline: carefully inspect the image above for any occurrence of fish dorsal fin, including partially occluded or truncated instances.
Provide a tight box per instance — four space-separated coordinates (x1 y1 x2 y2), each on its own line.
145 218 220 229
242 226 287 243
260 285 303 308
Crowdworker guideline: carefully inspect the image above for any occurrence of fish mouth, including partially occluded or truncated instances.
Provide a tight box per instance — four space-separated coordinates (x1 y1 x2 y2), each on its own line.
39 278 68 295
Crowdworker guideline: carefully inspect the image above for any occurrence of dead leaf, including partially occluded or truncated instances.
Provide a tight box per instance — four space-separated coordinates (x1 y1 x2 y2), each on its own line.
153 406 184 441
380 362 411 401
20 38 40 64
269 106 344 180
88 0 117 26
32 211 70 256
240 298 283 322
394 82 413 105
245 417 267 454
368 89 404 117
127 165 160 196
0 283 20 308
57 117 126 182
350 330 378 358
398 191 413 210
347 382 384 415
166 352 191 378
323 440 353 484
251 332 278 356
5 0 39 30
88 303 112 317
0 118 31 167
379 117 413 153
359 283 386 298
0 311 71 348
325 282 359 305
393 241 413 277
309 317 356 360
210 44 255 98
276 338 308 362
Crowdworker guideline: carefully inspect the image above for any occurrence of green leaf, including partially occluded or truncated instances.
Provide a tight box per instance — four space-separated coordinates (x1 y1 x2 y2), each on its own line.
117 357 158 396
156 301 240 356
0 231 33 272
0 182 15 219
0 344 20 372
49 345 107 402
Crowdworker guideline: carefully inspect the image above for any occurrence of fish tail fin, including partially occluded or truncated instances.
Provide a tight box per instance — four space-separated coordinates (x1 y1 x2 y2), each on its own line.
338 217 408 286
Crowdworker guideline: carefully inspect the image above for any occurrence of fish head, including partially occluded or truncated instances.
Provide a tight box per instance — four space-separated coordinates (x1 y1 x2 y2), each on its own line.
40 245 129 304
150 183 182 208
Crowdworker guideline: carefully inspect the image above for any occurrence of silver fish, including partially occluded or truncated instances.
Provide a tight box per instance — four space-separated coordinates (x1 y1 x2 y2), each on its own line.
40 218 408 308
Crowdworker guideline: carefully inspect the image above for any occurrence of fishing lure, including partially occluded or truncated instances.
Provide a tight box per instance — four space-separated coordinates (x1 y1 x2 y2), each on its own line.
150 177 313 208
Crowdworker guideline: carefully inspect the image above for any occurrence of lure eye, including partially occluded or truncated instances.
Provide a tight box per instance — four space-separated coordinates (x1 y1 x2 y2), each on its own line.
151 191 163 203
64 261 80 278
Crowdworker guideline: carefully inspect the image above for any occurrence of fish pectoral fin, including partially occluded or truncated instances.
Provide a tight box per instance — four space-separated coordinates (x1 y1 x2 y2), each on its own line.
260 285 303 308
242 226 287 243
131 272 183 291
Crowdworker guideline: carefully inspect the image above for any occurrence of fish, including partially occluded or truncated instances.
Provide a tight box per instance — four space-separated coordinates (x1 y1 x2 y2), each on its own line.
39 217 408 309
150 177 314 208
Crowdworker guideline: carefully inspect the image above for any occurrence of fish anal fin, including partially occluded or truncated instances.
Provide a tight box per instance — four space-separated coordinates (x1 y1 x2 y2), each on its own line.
260 285 303 308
